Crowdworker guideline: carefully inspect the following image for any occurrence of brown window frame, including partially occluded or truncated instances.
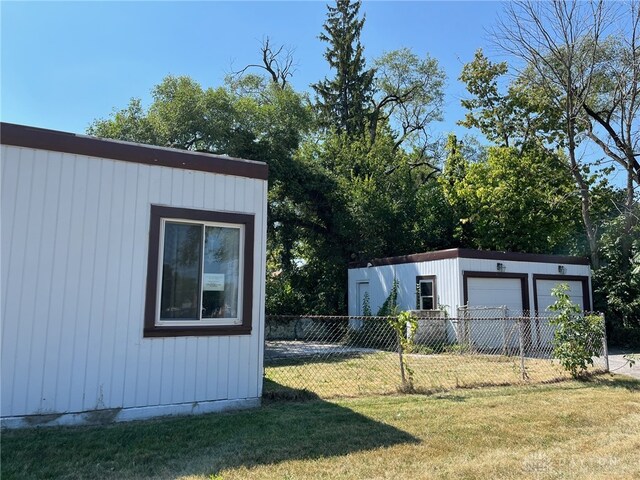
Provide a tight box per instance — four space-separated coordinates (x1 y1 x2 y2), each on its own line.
416 275 438 310
144 205 255 337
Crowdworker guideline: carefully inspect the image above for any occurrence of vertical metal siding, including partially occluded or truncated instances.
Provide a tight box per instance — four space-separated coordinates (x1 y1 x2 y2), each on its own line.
1 145 267 418
348 258 460 315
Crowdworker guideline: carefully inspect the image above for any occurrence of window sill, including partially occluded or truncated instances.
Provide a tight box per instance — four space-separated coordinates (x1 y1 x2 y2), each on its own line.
144 324 252 338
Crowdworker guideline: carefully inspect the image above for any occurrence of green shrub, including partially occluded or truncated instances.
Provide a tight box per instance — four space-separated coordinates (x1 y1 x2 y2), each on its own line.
548 284 605 378
387 311 419 391
362 291 372 316
376 278 399 316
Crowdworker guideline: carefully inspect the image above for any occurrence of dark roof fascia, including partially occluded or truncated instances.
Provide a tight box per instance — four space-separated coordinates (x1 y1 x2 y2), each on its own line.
0 122 268 180
348 248 590 269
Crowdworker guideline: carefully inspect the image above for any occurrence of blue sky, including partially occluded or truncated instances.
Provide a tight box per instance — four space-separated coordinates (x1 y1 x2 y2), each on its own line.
1 1 504 137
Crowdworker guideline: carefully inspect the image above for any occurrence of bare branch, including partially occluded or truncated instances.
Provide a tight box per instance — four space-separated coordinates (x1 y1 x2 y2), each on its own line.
230 36 298 89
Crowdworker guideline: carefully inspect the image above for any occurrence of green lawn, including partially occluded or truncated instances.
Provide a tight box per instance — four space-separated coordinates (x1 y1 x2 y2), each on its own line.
2 376 639 479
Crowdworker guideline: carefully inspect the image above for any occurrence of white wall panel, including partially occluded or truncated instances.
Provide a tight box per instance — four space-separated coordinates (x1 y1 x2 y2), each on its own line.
1 145 267 419
12 148 37 414
1 146 21 415
348 258 460 316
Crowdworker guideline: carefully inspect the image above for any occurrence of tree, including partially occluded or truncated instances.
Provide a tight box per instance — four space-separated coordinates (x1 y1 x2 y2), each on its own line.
439 134 472 246
494 0 640 267
459 49 563 151
370 48 446 158
88 98 159 145
90 72 313 165
312 0 375 136
441 141 581 253
580 25 640 267
490 0 640 346
592 211 640 346
278 124 456 314
494 0 607 267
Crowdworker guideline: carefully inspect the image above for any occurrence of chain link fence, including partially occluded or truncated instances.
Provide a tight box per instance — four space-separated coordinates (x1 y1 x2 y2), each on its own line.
264 311 609 398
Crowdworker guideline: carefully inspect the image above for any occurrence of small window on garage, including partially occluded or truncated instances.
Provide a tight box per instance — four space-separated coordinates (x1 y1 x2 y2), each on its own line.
144 205 255 337
416 275 437 310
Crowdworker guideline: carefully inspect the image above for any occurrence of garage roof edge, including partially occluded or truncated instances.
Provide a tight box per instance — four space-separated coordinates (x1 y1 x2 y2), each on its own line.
348 248 591 268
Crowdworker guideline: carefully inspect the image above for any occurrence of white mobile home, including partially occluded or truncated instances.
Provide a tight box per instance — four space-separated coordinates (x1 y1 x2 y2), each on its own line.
348 248 592 317
1 123 268 428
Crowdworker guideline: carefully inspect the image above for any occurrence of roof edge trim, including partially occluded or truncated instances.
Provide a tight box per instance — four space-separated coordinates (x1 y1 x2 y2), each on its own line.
0 122 269 180
348 248 590 268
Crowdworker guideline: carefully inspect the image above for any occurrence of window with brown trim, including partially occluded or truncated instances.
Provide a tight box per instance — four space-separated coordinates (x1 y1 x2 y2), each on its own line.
416 275 437 310
144 205 254 337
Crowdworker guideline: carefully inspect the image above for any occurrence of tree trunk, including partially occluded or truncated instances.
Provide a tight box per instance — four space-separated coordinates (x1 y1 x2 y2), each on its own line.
567 100 599 268
621 162 637 269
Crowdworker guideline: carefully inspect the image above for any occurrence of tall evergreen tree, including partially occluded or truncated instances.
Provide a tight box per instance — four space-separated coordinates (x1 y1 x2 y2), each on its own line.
313 0 375 137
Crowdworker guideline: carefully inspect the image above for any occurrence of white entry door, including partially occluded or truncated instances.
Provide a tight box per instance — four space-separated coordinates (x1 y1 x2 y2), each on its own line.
356 281 370 315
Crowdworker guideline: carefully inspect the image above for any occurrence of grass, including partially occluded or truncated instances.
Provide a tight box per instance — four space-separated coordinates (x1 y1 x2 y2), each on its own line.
2 376 639 479
264 350 599 398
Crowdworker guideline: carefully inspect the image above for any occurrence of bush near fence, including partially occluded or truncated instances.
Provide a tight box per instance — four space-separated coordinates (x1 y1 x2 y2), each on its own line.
264 313 609 398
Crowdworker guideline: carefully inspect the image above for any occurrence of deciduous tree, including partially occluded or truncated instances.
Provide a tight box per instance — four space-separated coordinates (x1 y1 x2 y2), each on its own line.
370 48 445 159
441 142 581 253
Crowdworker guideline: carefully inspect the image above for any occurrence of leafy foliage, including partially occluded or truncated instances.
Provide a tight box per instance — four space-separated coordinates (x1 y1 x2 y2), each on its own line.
387 311 419 391
89 74 312 170
376 277 400 316
592 214 640 347
548 284 605 378
371 48 445 152
361 291 372 316
459 49 563 149
441 141 580 253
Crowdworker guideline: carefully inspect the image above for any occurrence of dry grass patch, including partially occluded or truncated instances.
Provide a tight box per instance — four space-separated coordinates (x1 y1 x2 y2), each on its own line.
264 350 594 398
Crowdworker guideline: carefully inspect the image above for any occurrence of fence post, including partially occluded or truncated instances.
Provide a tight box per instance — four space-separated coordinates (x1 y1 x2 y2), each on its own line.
517 318 528 380
463 308 470 351
600 313 609 373
502 306 508 356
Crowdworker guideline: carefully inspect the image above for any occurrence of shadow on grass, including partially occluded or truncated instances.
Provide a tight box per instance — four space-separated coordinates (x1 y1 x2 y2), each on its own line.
1 381 419 480
585 374 640 391
264 350 388 368
262 378 322 401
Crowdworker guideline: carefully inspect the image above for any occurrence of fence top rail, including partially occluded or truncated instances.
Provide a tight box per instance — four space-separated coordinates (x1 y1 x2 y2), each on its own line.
266 312 604 322
266 315 399 321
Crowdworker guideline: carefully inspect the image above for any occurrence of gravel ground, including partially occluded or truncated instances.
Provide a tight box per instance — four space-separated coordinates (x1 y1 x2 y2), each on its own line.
606 349 640 379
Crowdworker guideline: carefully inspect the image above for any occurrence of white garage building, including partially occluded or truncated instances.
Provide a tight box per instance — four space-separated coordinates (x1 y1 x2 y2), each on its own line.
1 123 268 428
348 248 591 319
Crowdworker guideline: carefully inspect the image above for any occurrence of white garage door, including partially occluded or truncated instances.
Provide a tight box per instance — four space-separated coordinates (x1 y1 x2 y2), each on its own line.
464 276 525 351
466 277 524 315
536 279 584 313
